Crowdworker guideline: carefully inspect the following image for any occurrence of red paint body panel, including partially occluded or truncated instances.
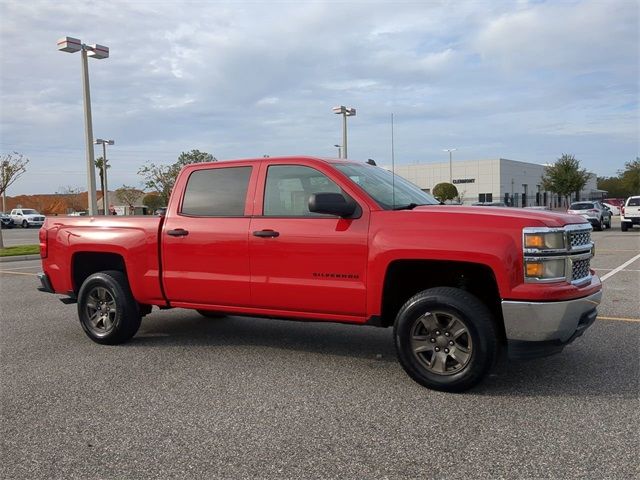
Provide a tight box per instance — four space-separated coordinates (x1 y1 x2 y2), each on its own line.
41 216 164 304
40 156 602 324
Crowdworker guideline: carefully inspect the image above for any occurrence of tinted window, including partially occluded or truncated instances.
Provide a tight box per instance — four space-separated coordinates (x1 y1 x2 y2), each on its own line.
264 165 342 216
628 198 640 206
570 202 594 210
181 166 251 216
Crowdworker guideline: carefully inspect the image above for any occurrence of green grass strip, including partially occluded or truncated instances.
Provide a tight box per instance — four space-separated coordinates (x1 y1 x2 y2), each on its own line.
0 244 40 257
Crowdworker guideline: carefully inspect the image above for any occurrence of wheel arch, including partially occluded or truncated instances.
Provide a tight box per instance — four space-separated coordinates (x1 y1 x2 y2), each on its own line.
72 251 127 295
380 259 505 342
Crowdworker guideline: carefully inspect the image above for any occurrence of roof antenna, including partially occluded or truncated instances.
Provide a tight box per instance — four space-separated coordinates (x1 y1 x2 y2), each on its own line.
366 158 377 166
391 113 395 209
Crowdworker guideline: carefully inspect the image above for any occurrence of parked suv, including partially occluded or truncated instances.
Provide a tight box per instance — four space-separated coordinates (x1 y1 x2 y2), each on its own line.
1 212 15 229
621 196 640 231
567 201 611 231
9 208 45 228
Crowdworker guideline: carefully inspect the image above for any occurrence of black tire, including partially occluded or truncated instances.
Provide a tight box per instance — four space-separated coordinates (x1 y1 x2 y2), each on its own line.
621 222 629 232
605 218 611 229
77 270 141 345
196 309 227 319
394 287 498 392
594 219 602 231
22 220 28 228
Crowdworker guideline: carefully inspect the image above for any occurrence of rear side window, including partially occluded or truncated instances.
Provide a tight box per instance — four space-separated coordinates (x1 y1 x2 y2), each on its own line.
627 198 640 207
181 166 252 216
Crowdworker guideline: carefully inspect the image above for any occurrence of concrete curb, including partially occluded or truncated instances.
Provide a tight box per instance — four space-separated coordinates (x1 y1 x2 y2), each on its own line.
0 254 41 263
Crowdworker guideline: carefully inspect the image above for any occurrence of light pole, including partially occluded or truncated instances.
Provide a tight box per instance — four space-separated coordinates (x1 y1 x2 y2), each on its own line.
332 106 356 159
1 161 7 213
57 37 109 216
443 148 457 183
333 144 342 158
95 139 114 215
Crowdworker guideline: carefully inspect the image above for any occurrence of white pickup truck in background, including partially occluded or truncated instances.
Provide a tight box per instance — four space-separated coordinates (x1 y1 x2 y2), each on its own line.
9 208 45 228
621 196 640 231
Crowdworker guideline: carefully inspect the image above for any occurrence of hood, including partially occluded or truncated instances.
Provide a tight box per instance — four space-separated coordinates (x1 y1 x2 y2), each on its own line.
411 205 587 228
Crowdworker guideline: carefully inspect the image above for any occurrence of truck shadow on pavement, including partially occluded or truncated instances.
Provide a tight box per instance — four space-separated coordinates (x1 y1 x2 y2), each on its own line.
130 311 638 398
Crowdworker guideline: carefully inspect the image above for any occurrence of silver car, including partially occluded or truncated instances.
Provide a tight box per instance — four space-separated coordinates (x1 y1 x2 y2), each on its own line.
567 201 612 231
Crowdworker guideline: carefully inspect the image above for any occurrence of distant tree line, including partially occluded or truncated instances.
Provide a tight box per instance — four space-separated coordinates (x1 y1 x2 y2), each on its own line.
597 157 640 198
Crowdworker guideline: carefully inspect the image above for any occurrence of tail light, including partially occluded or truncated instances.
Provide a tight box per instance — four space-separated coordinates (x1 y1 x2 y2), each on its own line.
621 206 625 215
39 227 47 259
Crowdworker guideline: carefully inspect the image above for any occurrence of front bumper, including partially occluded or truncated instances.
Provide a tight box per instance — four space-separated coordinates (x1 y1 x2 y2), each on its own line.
502 290 602 359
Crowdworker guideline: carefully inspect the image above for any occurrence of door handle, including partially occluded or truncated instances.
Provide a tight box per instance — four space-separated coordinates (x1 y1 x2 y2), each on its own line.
167 228 189 237
253 229 280 238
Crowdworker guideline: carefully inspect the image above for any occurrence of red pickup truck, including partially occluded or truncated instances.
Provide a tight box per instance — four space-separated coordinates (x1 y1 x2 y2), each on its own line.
38 156 602 391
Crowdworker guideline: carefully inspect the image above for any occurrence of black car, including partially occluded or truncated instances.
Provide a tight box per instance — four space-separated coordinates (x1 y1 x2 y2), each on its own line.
1 212 15 229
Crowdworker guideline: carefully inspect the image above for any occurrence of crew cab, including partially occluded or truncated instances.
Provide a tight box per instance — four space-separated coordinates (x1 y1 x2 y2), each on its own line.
37 157 602 392
10 208 45 228
621 196 640 231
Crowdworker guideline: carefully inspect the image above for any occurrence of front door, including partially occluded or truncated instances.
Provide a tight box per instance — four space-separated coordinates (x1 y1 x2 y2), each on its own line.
249 162 369 317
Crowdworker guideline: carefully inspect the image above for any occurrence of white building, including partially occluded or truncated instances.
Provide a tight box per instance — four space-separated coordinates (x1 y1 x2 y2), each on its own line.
395 158 602 207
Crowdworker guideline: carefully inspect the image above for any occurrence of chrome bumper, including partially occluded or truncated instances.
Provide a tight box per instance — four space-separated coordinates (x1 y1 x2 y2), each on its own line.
502 290 602 343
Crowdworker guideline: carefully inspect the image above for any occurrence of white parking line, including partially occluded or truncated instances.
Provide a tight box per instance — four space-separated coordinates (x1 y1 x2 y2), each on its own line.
600 253 640 281
0 270 38 276
0 265 41 270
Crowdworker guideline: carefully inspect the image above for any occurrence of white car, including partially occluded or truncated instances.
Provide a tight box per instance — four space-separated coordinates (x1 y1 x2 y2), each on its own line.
602 202 620 215
621 196 640 231
9 208 45 228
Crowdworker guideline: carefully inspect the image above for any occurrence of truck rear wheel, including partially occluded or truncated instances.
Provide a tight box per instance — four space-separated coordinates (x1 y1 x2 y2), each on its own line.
394 287 497 392
77 270 141 345
621 222 629 231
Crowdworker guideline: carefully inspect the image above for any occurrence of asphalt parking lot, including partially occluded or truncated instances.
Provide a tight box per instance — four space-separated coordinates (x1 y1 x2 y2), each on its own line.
0 226 40 247
1 219 638 479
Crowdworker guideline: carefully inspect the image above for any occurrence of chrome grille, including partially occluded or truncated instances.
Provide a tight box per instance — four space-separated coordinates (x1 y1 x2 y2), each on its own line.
35 216 44 221
569 230 591 249
572 258 590 281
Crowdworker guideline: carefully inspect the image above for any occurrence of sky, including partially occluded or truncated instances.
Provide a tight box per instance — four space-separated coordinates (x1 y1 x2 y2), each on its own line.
0 0 638 195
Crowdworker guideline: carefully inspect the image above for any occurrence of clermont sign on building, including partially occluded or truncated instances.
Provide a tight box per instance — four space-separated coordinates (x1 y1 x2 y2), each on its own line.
395 158 602 207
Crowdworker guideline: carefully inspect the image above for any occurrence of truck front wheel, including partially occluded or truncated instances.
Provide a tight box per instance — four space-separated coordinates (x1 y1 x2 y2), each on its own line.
394 287 498 392
77 271 141 345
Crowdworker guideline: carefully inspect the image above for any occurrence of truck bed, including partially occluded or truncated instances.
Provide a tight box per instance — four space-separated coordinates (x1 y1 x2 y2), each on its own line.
41 215 166 305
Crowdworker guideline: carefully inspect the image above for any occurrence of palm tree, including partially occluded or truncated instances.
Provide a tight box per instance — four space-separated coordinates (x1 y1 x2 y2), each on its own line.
95 157 110 207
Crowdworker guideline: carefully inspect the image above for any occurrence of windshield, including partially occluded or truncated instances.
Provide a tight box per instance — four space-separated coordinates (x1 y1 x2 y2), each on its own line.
22 209 38 214
335 164 439 210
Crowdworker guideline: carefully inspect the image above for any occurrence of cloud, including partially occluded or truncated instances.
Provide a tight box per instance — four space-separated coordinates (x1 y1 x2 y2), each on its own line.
0 0 637 194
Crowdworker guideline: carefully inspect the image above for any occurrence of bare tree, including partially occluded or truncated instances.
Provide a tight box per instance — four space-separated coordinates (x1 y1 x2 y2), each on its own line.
1 152 30 249
57 186 85 213
115 185 143 215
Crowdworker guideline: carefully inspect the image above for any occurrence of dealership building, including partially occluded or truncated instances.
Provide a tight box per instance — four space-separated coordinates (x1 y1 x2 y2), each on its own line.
395 158 602 207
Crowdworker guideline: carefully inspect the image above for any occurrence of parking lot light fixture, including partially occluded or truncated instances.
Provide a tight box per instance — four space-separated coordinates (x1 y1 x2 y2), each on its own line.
443 148 457 183
333 144 342 158
94 139 114 215
57 37 110 216
333 106 356 159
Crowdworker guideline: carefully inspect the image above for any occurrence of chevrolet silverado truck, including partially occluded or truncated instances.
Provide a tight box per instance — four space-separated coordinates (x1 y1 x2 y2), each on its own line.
37 156 602 392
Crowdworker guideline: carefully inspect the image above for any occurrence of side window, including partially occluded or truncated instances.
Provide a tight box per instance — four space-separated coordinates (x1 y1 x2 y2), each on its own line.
263 165 342 216
181 166 252 216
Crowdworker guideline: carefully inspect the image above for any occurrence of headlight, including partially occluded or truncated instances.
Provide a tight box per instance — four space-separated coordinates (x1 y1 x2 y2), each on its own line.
524 258 566 280
523 231 565 250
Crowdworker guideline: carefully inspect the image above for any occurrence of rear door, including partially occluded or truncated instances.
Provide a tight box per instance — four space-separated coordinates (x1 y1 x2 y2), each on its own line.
161 163 258 307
